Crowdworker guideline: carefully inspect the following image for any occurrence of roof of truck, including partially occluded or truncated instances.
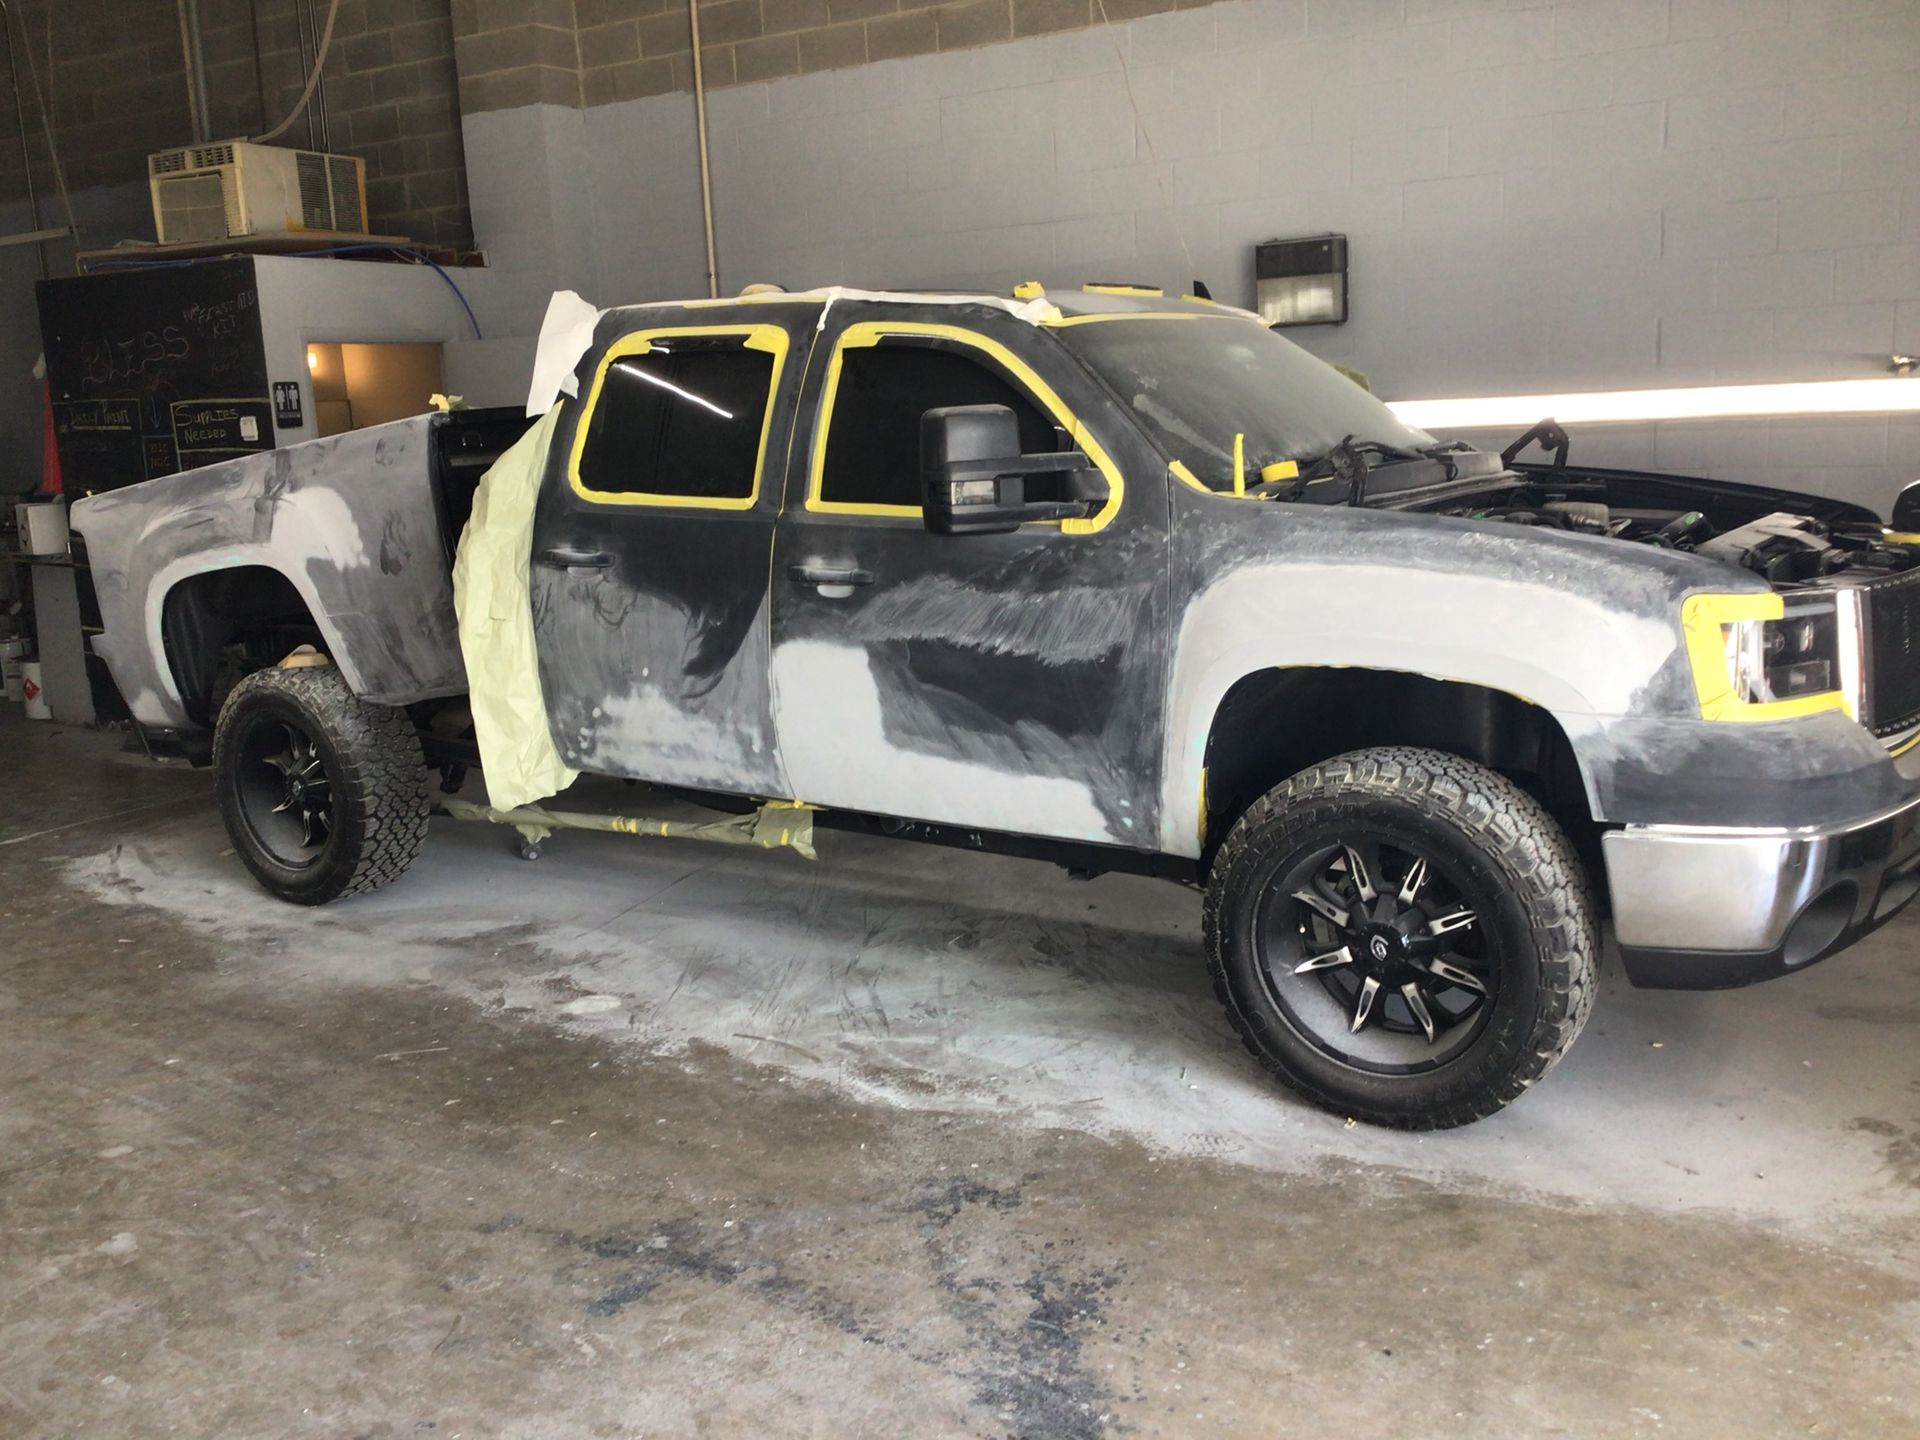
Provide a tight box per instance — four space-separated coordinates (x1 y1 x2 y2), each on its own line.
528 285 1263 414
609 284 1261 326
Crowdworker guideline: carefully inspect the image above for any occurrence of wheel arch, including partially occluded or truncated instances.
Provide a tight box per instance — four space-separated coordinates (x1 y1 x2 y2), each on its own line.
155 560 359 727
1182 666 1598 863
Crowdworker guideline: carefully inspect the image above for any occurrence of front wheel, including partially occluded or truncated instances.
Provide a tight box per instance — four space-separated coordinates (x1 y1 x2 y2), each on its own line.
214 664 430 904
1203 747 1596 1129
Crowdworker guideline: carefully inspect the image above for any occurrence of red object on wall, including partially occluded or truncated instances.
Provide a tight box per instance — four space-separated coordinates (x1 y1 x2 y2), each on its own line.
39 381 61 496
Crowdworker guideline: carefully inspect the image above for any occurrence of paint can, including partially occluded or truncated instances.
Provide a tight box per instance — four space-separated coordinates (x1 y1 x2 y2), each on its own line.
0 637 27 702
21 660 50 720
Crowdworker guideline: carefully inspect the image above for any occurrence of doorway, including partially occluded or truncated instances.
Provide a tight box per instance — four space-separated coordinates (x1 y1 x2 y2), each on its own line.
305 342 446 437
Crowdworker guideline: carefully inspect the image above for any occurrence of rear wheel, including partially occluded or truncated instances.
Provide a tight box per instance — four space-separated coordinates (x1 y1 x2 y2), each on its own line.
214 664 429 904
1203 747 1595 1129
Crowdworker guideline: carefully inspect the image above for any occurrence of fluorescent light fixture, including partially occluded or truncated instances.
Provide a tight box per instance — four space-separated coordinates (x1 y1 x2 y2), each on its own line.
1388 378 1920 430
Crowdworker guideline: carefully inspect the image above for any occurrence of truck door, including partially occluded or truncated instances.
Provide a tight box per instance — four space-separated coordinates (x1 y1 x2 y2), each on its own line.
529 320 799 795
769 311 1171 848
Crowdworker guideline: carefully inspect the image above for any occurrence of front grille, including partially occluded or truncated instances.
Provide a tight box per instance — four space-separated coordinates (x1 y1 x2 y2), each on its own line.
1865 571 1920 735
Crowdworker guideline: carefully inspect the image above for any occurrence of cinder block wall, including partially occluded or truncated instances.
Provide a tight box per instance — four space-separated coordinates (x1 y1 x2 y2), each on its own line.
0 0 469 246
459 0 1920 507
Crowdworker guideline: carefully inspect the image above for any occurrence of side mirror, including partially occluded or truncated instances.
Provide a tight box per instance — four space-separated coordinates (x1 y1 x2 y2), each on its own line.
1892 479 1920 534
920 404 1101 536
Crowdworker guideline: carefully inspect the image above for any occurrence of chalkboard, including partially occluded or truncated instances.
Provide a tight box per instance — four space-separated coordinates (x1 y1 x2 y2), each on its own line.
37 257 274 495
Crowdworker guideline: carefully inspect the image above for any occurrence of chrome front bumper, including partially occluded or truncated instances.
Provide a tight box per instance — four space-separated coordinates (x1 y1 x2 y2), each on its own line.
1602 793 1920 989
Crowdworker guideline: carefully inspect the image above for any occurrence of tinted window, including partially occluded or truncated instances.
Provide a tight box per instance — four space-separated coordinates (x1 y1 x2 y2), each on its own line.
577 337 775 501
819 344 1057 508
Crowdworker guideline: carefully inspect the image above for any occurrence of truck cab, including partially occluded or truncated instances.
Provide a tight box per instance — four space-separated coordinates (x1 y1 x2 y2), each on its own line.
530 292 1169 848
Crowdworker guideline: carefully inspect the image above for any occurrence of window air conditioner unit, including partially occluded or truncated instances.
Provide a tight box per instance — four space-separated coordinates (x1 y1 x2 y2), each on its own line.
148 142 369 244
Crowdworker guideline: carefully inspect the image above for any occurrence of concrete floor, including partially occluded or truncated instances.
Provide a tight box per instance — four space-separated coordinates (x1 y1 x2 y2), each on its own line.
3 711 1918 1438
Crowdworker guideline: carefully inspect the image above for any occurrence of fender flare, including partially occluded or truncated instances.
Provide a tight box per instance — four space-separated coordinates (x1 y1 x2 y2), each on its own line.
1153 561 1690 856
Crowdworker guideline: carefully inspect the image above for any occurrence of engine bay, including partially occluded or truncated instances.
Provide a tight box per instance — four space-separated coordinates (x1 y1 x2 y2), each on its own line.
1425 476 1919 588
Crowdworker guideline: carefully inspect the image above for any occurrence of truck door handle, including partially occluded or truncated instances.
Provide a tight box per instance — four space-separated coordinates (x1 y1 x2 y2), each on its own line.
787 563 874 587
539 547 613 571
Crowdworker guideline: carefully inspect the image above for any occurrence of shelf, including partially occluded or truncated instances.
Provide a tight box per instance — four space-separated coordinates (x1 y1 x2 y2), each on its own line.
77 231 417 269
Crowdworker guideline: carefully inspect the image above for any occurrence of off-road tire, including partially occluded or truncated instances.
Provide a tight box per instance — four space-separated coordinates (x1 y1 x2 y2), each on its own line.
1203 746 1596 1129
214 665 430 905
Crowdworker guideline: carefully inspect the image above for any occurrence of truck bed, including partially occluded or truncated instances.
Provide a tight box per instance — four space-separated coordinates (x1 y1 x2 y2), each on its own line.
70 407 531 740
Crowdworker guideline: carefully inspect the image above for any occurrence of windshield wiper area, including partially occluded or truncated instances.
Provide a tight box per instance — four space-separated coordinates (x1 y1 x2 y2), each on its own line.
1254 436 1413 505
1253 436 1481 506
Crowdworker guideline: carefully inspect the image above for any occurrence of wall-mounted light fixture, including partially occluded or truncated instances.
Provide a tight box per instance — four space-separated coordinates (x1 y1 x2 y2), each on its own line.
1256 233 1348 327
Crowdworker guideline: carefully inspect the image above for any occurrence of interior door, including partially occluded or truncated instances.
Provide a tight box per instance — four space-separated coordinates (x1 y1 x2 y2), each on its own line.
768 311 1171 848
530 319 799 795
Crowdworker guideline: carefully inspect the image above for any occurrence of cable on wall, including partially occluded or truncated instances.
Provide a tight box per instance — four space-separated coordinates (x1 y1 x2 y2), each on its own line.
184 0 214 143
0 0 45 275
252 0 340 144
174 0 207 141
1092 0 1195 281
687 0 721 298
0 0 78 266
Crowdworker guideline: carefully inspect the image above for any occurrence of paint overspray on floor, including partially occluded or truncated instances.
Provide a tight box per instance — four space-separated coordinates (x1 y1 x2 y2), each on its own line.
63 777 1920 1260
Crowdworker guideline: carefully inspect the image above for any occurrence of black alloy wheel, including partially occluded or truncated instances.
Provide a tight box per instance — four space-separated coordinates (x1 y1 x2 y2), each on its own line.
1204 747 1596 1129
214 665 430 905
234 716 337 865
1258 833 1497 1072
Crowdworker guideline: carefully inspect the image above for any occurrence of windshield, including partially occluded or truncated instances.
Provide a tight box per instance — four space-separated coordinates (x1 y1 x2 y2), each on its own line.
1060 317 1436 492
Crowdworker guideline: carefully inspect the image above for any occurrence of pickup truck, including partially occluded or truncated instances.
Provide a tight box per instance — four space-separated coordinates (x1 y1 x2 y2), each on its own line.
70 285 1920 1130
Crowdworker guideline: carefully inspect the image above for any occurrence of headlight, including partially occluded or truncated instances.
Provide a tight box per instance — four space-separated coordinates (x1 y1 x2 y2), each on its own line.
1680 592 1856 721
1730 600 1836 701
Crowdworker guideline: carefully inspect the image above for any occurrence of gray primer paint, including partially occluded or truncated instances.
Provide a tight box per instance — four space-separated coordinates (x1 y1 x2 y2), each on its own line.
1158 467 1920 842
71 416 464 729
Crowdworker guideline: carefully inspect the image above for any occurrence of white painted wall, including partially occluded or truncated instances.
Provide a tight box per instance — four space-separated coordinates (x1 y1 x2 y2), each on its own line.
462 0 1920 510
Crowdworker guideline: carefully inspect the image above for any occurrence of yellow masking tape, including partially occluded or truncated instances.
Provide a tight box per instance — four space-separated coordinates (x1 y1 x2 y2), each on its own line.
1170 459 1209 494
807 320 1124 534
567 323 789 510
1679 591 1848 722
